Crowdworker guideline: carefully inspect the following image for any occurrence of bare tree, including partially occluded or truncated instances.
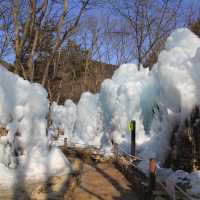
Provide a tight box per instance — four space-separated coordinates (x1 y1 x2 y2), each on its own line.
184 0 200 26
107 0 183 70
0 1 13 68
0 0 91 85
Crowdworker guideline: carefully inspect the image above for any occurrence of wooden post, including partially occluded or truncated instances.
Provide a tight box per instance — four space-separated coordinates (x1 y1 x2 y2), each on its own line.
64 137 67 149
130 120 136 156
146 158 157 200
114 143 119 162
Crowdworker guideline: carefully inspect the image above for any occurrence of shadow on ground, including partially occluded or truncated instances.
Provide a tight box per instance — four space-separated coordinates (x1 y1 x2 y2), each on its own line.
1 147 144 200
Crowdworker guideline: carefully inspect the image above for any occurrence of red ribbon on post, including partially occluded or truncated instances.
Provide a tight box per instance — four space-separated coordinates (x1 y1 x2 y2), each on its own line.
146 158 157 200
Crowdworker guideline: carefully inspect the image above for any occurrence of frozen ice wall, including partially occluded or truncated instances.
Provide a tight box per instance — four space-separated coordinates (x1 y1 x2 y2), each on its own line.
101 64 151 148
53 28 200 163
51 93 104 146
137 28 200 171
157 28 200 120
51 100 77 140
51 28 200 197
0 67 70 188
52 65 152 149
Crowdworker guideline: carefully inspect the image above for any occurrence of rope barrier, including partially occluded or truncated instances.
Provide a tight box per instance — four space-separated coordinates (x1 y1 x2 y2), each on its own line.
126 159 136 167
156 178 174 198
175 184 193 200
157 177 194 200
114 147 190 199
118 146 143 161
116 144 193 200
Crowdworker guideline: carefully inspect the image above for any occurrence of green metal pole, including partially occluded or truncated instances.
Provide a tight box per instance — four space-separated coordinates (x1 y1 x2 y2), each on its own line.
131 120 136 156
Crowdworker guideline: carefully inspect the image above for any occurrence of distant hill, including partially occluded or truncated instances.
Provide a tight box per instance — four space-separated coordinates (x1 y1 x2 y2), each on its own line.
47 59 115 103
34 41 116 103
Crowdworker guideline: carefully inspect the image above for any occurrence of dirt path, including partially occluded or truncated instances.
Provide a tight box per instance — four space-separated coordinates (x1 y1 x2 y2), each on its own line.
0 147 172 200
70 157 139 200
0 149 140 200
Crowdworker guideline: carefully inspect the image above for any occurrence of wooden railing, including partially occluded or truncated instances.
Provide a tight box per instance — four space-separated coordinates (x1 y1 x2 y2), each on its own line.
112 142 193 200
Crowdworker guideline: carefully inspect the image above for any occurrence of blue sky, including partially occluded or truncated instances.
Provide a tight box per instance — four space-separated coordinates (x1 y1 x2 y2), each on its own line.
2 0 200 65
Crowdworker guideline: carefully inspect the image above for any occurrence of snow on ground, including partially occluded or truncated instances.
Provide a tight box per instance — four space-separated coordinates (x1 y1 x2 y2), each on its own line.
0 67 71 189
187 171 200 198
51 28 200 198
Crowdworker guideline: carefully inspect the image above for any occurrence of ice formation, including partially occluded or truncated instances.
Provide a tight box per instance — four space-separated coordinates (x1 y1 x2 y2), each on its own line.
0 67 70 188
51 28 200 198
52 28 200 159
0 27 199 197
